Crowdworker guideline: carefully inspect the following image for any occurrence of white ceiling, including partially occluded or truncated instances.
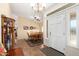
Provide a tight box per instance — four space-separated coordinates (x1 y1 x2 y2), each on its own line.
10 3 54 19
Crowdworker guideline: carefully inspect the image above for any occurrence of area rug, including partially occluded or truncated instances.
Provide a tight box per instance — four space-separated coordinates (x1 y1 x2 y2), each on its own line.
25 39 43 47
40 47 65 56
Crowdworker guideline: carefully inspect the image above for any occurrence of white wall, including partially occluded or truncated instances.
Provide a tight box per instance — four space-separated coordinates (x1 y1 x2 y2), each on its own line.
43 14 47 45
45 3 68 15
44 3 79 55
0 3 11 42
76 5 79 48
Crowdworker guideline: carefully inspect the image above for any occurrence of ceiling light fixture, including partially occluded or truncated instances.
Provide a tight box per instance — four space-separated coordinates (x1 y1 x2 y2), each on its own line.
31 3 46 21
31 3 46 12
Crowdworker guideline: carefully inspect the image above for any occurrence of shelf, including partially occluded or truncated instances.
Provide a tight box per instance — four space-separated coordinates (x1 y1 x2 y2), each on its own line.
1 15 15 51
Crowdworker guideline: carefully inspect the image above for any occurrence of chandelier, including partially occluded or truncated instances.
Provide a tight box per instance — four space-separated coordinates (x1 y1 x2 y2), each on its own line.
31 3 46 12
31 3 46 21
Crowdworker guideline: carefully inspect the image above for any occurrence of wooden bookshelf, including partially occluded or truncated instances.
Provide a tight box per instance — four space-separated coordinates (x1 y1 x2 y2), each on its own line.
1 15 15 51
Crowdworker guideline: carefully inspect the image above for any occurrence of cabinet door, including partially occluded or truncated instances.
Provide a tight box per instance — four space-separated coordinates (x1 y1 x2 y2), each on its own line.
1 15 15 51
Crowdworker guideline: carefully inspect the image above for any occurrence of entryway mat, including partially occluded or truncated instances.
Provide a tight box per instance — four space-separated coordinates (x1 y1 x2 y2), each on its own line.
40 47 65 56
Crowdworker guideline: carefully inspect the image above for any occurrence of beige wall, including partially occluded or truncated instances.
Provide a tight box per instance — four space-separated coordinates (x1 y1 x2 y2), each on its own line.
0 3 11 17
0 3 11 42
17 16 42 40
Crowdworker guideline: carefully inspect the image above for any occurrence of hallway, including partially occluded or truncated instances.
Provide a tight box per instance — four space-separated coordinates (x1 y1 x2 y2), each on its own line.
16 39 45 56
0 3 79 56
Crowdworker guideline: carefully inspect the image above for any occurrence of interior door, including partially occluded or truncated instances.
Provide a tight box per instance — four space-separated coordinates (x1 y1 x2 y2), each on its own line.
48 10 67 53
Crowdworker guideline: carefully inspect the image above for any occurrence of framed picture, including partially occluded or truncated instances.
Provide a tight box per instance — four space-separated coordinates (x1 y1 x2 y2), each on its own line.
23 26 29 30
30 26 35 30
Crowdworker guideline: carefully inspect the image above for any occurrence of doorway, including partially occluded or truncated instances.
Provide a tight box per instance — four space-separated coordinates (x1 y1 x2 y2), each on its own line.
47 10 67 53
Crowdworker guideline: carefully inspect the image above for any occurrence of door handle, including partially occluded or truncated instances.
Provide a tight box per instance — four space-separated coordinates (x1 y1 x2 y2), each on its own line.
50 32 51 36
63 33 65 35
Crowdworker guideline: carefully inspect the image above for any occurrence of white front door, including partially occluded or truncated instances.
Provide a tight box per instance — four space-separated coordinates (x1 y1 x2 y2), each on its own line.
48 10 67 53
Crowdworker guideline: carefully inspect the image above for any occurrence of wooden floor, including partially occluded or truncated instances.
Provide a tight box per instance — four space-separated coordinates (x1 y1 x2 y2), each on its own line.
7 48 24 56
15 39 45 56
